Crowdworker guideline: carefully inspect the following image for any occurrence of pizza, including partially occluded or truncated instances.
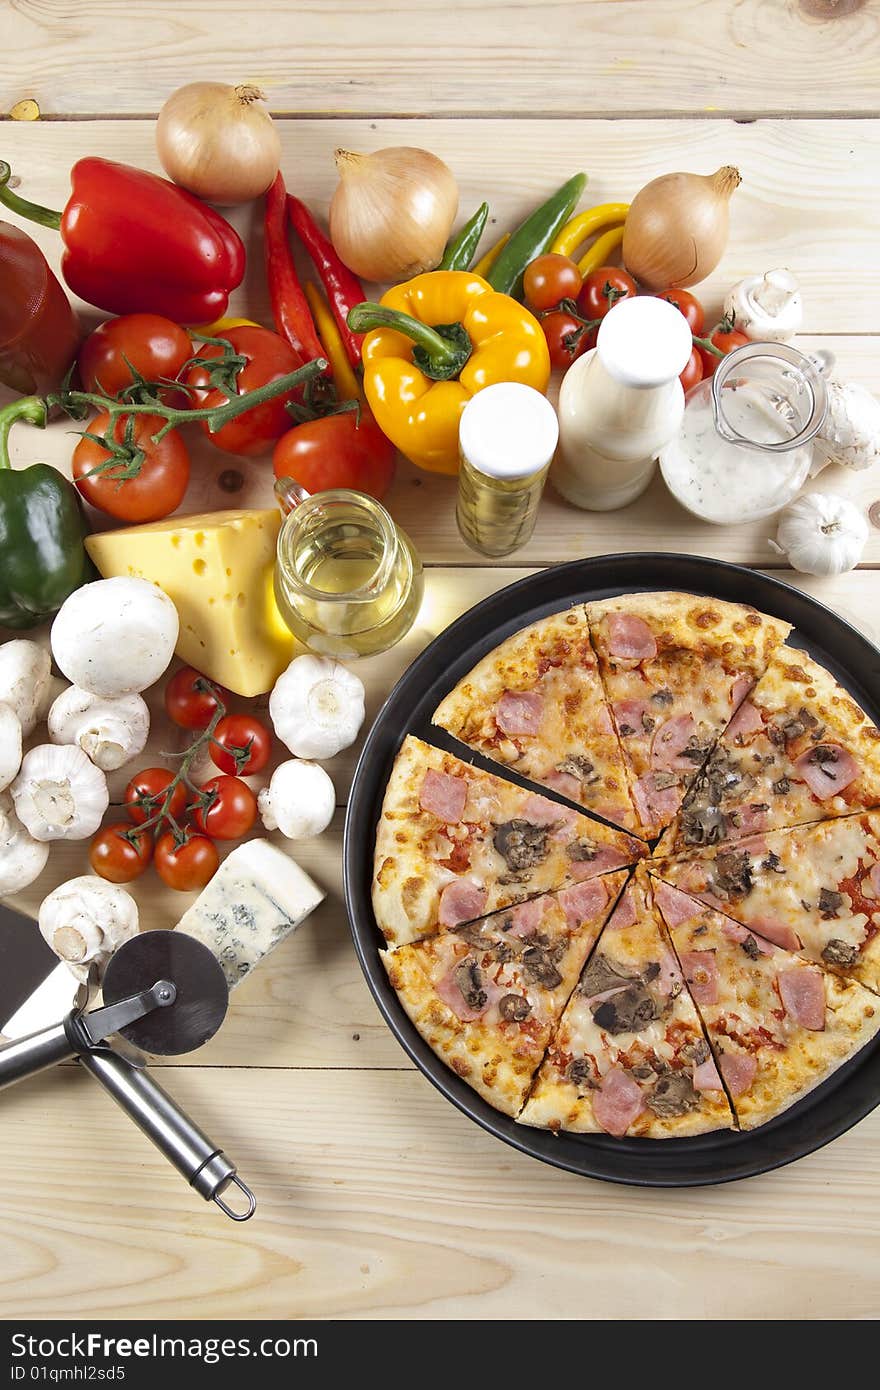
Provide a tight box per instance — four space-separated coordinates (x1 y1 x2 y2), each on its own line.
432 606 640 833
664 646 880 854
650 813 880 994
520 870 734 1137
372 736 645 947
654 883 880 1130
382 873 625 1116
585 593 791 837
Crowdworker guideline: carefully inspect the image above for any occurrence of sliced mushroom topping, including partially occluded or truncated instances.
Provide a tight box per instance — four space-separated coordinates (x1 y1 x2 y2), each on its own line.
782 717 807 741
683 1038 710 1066
741 934 762 960
493 819 551 871
806 745 849 781
771 777 791 795
651 689 674 706
498 993 532 1021
631 1063 657 1081
556 754 596 783
681 802 727 848
712 848 753 901
566 839 597 863
762 851 785 874
679 736 711 764
566 1057 595 1088
492 938 525 963
799 706 820 730
818 888 844 919
646 1072 700 1118
453 921 490 948
591 982 659 1034
822 938 860 967
767 724 786 747
641 712 656 733
652 771 679 790
521 945 563 989
453 958 487 1011
579 951 637 998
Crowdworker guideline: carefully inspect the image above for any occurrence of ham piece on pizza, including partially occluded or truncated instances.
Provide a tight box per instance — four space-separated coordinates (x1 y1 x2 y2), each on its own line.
650 812 880 995
432 606 640 834
520 870 735 1138
382 873 626 1117
372 736 645 947
665 646 880 854
585 593 791 838
654 883 880 1130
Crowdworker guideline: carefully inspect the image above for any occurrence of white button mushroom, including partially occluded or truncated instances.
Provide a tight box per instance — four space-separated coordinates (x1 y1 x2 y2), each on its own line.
48 685 150 772
11 744 110 842
0 703 23 792
269 654 366 760
50 576 179 698
38 875 139 982
723 269 803 343
34 674 70 724
0 639 53 736
0 791 50 896
258 759 336 840
811 379 880 476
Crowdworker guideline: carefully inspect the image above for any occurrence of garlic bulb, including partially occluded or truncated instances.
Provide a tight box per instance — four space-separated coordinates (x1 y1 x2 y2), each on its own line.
38 876 139 982
811 379 880 475
269 655 365 759
11 744 110 842
48 685 150 772
258 759 336 839
770 492 869 575
0 791 49 896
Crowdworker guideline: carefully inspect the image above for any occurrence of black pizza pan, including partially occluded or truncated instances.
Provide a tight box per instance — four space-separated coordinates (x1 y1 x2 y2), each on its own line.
344 553 880 1186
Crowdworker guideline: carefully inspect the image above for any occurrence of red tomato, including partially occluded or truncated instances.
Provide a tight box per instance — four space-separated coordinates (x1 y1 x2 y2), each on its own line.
542 310 595 370
655 288 705 336
577 267 637 321
72 411 190 523
155 831 219 892
272 409 395 499
192 776 257 840
89 823 153 883
680 347 704 394
124 768 189 826
183 325 301 457
523 254 582 312
698 322 749 377
165 667 229 730
210 715 272 776
78 314 193 400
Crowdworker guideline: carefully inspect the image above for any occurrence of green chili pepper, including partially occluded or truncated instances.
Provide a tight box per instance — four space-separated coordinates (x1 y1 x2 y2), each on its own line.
0 396 93 629
438 202 490 272
487 174 587 299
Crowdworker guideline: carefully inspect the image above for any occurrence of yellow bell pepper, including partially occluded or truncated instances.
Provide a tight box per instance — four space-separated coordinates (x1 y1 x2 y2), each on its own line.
348 270 551 476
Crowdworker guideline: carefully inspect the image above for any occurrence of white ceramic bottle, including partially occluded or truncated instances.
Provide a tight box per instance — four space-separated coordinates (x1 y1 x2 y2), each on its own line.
552 295 693 511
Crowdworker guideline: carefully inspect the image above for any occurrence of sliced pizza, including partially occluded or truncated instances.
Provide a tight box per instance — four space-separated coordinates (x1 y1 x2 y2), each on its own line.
432 606 640 834
373 736 645 947
664 645 880 854
654 883 880 1130
650 812 880 995
519 869 735 1137
382 873 626 1116
585 592 791 838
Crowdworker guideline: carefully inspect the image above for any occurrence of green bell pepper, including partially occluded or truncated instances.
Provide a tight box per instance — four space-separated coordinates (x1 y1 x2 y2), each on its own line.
0 395 92 629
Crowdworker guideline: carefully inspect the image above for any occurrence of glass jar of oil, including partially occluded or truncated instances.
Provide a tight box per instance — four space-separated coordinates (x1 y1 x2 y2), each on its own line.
273 482 424 658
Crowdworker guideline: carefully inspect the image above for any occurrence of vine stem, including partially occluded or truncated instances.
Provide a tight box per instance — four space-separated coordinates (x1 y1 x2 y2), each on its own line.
123 685 228 847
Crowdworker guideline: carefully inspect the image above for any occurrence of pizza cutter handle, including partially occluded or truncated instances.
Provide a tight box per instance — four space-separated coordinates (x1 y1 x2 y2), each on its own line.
0 1020 74 1092
77 1046 256 1221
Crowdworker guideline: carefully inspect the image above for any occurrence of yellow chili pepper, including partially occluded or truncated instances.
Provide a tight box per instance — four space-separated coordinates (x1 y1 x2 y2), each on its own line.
551 202 629 258
577 224 625 278
348 270 551 476
304 282 363 403
472 232 510 279
194 315 262 335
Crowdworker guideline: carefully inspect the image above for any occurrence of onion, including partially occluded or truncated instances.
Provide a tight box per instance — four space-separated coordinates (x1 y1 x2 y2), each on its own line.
156 81 281 206
622 166 741 290
329 146 458 283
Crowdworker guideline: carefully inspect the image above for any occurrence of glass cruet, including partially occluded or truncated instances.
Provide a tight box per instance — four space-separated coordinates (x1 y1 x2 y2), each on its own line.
658 341 828 524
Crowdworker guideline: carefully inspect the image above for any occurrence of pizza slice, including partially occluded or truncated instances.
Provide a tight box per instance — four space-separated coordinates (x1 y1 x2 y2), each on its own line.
654 883 880 1130
650 812 880 994
519 869 735 1137
373 736 645 947
382 873 626 1116
432 606 640 834
585 592 791 838
664 646 880 854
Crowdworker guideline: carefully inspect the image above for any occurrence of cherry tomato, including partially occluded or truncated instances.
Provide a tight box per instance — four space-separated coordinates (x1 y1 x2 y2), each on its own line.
210 715 272 776
124 768 189 826
698 322 749 378
192 775 258 841
680 347 704 394
165 667 229 730
655 288 705 336
72 411 190 523
523 254 582 312
541 310 595 371
89 823 153 883
577 267 637 321
183 325 301 457
154 830 219 892
77 314 193 401
272 409 395 499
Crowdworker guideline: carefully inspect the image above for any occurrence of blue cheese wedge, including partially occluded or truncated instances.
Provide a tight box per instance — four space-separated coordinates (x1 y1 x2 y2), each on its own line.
175 840 325 988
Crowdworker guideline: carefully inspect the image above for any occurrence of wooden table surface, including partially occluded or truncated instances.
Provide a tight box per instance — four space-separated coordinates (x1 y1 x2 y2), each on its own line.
2 0 880 1321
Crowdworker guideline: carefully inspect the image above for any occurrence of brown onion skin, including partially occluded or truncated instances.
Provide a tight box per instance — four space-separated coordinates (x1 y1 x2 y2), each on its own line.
623 166 741 290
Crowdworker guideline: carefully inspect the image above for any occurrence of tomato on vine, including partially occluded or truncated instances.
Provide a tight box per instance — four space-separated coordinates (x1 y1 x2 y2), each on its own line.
192 775 257 840
155 830 219 892
124 768 190 826
655 288 705 336
541 310 595 370
72 411 190 523
183 325 302 457
78 314 193 402
523 254 582 312
210 714 272 776
680 347 704 394
697 318 749 377
165 667 229 730
272 409 395 500
89 823 153 883
577 267 637 322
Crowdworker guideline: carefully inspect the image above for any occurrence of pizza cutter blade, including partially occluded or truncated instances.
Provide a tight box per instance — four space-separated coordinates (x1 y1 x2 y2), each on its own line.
101 931 228 1056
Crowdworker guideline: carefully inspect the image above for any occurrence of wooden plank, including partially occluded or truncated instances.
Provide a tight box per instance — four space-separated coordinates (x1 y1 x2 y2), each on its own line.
4 0 880 117
1 1064 880 1320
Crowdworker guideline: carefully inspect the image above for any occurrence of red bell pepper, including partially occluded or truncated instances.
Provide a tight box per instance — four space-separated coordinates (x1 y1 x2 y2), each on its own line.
264 172 325 366
0 157 245 323
287 195 366 367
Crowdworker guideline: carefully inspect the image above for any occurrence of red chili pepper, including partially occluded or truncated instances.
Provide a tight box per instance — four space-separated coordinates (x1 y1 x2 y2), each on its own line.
287 195 366 368
0 157 244 323
264 172 325 365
